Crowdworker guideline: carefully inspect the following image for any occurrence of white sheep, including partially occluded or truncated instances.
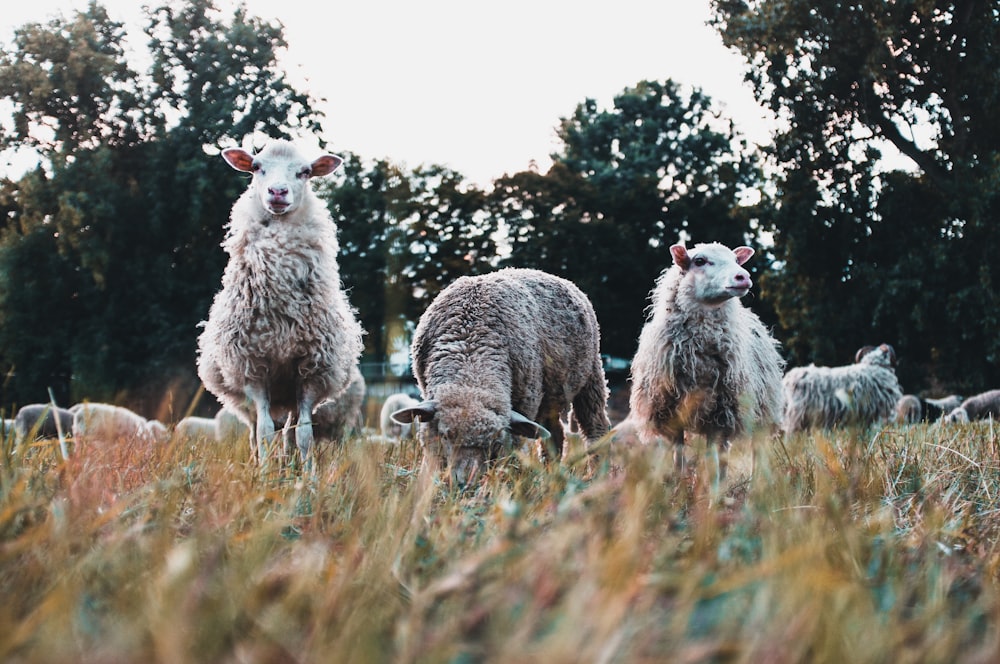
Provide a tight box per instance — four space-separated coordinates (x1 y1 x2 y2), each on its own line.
782 343 902 433
310 364 366 446
624 241 785 492
13 403 74 445
379 392 420 440
173 415 219 442
214 408 250 444
72 403 168 445
196 139 365 466
390 267 611 486
895 393 964 424
943 389 1000 423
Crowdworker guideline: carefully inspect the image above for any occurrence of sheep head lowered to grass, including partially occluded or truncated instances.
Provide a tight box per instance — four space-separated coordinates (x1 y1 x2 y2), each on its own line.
391 268 611 487
197 140 364 467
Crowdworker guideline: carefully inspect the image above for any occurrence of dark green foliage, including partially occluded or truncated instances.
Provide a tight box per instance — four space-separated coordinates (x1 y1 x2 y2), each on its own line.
489 80 773 358
0 0 326 412
712 0 1000 391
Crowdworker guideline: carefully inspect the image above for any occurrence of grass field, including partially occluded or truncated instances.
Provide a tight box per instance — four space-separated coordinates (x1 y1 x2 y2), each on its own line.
2 419 1000 663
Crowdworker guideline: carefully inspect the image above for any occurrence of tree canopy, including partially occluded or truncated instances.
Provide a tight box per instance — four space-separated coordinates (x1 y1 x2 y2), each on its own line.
712 0 1000 390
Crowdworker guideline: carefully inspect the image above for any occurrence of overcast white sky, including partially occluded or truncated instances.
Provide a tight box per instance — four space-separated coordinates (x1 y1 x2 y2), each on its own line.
1 0 776 187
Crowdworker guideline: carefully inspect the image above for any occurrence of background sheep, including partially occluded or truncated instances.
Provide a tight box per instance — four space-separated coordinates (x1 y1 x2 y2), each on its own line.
895 393 964 424
72 403 167 445
391 267 611 486
782 343 902 433
943 389 1000 423
310 365 366 447
196 139 365 466
625 241 785 492
173 415 219 442
214 408 250 444
379 392 420 440
13 403 74 445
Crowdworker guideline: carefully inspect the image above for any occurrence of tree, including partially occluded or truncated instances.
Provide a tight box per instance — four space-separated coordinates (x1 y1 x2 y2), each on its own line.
0 1 142 164
399 165 495 313
321 153 415 366
712 0 1000 389
489 79 772 359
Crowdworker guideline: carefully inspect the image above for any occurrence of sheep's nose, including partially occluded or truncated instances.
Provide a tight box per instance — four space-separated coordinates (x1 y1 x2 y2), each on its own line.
268 185 289 197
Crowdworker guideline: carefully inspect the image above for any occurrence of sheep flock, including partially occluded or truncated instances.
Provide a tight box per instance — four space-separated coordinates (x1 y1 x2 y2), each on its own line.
9 137 994 496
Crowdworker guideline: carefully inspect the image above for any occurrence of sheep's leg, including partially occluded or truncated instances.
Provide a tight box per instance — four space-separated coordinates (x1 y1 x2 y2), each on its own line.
245 384 275 467
704 433 731 499
295 389 320 470
573 368 613 451
671 430 686 474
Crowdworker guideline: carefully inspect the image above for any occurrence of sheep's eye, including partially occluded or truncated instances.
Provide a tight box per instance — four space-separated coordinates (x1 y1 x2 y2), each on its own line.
251 162 261 173
297 167 311 178
693 256 708 267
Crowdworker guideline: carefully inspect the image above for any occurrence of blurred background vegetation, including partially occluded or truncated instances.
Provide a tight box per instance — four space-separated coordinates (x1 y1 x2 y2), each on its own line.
0 0 996 415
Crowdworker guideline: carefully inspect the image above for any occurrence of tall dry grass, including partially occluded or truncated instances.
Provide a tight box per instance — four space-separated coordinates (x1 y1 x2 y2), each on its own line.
2 418 1000 662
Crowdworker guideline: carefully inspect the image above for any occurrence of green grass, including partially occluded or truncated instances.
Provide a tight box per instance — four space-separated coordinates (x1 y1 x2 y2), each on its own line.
2 419 1000 662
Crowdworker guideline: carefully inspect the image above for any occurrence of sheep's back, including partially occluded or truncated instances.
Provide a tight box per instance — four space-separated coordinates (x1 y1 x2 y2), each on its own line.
411 268 603 417
782 362 901 431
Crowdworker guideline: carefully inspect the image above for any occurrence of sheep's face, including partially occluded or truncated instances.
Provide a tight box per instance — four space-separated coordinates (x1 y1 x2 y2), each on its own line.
671 242 754 306
390 389 550 487
222 141 343 217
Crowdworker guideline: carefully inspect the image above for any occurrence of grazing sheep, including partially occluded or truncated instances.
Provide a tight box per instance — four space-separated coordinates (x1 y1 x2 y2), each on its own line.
173 416 219 442
310 365 366 446
943 389 1000 423
72 403 168 445
379 392 420 440
214 408 250 444
782 343 902 433
13 403 74 445
625 241 785 492
391 268 611 486
895 393 964 424
196 139 365 466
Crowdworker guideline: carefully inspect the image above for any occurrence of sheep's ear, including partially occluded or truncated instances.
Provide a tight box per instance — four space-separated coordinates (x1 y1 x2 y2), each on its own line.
880 343 897 366
509 410 551 440
310 154 344 178
222 147 254 173
670 244 690 270
391 400 438 424
733 246 755 265
854 345 875 363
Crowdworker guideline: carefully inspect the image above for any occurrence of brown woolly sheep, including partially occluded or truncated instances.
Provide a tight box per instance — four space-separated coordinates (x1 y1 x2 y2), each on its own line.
391 268 611 486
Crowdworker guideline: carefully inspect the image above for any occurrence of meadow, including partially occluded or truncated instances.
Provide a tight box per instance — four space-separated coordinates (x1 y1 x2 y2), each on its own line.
2 417 1000 663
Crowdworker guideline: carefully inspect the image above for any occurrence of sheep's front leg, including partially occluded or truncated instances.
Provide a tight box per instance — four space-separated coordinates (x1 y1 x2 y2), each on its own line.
295 387 321 469
671 429 686 474
705 433 732 499
245 384 275 466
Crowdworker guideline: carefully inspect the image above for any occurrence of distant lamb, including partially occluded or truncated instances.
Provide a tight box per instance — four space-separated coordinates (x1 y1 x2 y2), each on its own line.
624 241 785 492
782 343 902 433
943 389 1000 423
391 268 611 486
13 403 74 445
72 403 168 445
196 139 364 466
173 415 218 442
895 393 964 424
311 365 366 446
379 392 420 440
